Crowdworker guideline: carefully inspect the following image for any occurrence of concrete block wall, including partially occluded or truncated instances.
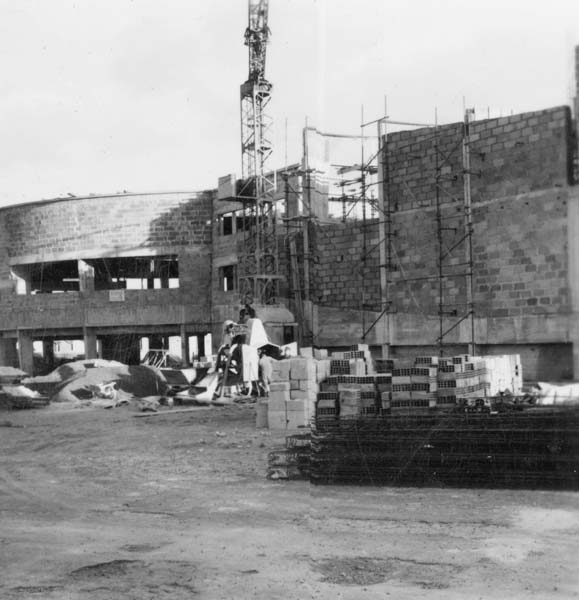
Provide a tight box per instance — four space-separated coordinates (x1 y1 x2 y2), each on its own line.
1 191 213 263
472 189 569 317
313 221 381 309
386 106 572 212
312 107 572 317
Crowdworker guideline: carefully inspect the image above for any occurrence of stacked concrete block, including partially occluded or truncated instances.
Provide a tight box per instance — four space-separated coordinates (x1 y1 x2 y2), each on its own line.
270 359 291 383
290 357 318 421
472 355 522 396
316 391 339 417
315 359 332 383
436 355 522 406
330 358 350 375
338 387 362 417
374 358 395 373
349 344 374 373
391 366 438 410
329 356 367 376
268 381 310 430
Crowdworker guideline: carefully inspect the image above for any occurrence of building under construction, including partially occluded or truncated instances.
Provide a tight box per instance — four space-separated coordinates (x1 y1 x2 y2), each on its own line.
0 0 579 384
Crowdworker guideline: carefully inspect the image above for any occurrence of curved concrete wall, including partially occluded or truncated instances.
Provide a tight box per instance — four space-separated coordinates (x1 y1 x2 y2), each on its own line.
0 191 215 338
2 191 213 264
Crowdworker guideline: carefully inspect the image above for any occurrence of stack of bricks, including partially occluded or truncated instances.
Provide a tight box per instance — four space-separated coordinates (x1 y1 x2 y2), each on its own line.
329 344 369 377
313 350 522 418
386 365 438 411
472 354 522 397
267 356 319 430
315 345 393 419
436 356 489 407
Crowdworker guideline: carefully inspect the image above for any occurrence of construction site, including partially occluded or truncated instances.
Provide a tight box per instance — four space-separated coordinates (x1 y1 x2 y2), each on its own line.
1 2 579 599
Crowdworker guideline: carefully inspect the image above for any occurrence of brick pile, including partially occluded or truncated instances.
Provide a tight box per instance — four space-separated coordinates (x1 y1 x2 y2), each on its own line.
314 350 522 419
267 354 321 430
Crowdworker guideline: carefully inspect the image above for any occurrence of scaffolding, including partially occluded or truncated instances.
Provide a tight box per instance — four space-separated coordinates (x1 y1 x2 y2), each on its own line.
432 109 477 355
285 107 478 355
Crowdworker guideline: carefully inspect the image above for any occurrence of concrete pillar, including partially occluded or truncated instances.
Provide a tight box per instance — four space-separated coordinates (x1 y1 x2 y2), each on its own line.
78 260 95 293
17 330 34 375
42 339 55 365
0 338 19 367
196 334 206 358
180 325 190 365
149 334 165 350
83 328 98 359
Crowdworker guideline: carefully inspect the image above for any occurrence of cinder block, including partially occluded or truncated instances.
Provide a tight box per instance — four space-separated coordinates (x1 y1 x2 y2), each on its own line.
316 359 331 382
284 399 308 413
269 390 290 406
269 381 290 392
270 359 291 382
299 347 314 358
268 410 308 430
349 358 366 376
299 379 318 392
290 357 316 381
313 348 328 360
290 389 311 400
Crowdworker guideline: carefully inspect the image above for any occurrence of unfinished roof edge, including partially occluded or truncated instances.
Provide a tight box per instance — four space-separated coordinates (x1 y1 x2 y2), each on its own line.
0 189 216 212
387 105 572 140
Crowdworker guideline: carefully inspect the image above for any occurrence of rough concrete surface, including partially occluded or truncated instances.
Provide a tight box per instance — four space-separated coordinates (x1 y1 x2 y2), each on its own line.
1 404 578 599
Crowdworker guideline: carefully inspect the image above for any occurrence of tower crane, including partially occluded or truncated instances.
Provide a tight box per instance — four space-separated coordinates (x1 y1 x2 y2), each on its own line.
238 0 279 305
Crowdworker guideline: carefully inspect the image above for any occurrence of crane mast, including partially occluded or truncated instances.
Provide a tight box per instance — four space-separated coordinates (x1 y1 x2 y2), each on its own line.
238 0 278 305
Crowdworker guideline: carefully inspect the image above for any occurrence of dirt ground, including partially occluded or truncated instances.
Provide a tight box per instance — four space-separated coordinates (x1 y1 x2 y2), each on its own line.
1 403 578 600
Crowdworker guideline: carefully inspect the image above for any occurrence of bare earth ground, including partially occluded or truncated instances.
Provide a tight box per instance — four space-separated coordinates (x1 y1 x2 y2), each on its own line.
1 403 578 600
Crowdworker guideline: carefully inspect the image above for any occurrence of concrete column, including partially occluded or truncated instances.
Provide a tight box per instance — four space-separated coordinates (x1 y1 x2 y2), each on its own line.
42 339 55 365
149 334 165 350
180 324 190 365
0 338 19 367
83 328 98 359
17 330 34 375
78 260 95 293
196 334 205 358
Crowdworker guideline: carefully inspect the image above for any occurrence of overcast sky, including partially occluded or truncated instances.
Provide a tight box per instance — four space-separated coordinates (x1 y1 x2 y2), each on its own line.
1 0 579 207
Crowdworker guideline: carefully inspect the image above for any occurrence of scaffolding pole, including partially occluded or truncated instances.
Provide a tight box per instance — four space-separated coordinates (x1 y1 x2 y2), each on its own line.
434 108 477 355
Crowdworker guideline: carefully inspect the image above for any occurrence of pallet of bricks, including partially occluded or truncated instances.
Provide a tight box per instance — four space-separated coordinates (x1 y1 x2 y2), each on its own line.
315 345 392 419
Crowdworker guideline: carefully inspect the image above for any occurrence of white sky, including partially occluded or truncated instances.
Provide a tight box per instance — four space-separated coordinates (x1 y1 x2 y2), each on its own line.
1 0 579 206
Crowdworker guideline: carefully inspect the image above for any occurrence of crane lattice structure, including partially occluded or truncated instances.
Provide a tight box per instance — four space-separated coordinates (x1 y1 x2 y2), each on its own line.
238 0 279 305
